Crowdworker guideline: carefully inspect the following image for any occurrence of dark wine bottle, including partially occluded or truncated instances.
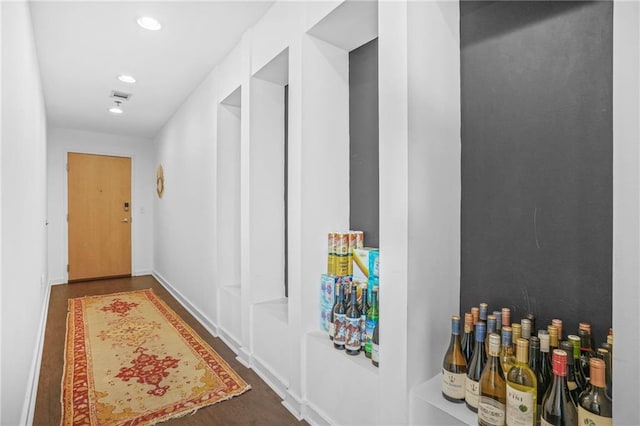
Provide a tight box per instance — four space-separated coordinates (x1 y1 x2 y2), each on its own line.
371 320 379 367
596 348 612 399
540 349 577 426
493 310 503 334
578 358 612 425
528 336 546 425
521 318 532 340
538 331 553 407
332 282 346 350
465 321 487 412
461 312 475 364
526 314 537 338
577 325 593 381
359 282 368 351
442 315 467 403
559 341 580 406
329 280 340 341
344 283 361 355
567 335 587 394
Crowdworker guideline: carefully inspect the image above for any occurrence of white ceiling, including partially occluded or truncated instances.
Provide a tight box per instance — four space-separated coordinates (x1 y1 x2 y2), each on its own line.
30 1 274 139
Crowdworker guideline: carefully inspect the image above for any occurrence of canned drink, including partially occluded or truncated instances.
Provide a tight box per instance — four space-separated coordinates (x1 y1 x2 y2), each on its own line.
348 232 357 255
353 231 364 249
336 233 348 256
335 255 350 277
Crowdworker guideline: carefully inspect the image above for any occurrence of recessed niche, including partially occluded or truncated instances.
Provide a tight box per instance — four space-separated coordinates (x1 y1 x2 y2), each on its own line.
217 87 242 288
250 48 289 303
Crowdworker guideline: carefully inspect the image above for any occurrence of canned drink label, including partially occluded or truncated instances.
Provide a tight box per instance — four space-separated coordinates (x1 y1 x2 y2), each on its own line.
336 233 348 255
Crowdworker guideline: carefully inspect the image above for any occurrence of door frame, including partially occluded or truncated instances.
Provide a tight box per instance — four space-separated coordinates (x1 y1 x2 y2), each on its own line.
64 149 138 283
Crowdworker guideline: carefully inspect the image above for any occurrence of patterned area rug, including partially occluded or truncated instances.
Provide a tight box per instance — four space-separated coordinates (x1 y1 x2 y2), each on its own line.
61 289 250 425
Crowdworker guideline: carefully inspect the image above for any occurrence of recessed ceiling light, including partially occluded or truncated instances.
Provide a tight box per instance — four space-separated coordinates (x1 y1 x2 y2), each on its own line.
109 101 123 114
118 74 136 84
137 16 161 31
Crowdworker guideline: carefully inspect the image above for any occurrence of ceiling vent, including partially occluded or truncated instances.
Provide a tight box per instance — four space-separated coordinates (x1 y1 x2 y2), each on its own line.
110 90 132 101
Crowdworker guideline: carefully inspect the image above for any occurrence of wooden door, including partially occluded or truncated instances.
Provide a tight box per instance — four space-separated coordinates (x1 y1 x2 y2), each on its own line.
68 153 132 281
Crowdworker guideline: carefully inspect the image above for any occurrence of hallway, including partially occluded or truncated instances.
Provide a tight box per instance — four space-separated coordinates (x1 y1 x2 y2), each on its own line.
33 276 304 426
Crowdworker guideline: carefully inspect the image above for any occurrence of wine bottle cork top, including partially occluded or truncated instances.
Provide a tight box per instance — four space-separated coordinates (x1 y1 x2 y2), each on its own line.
589 358 606 387
521 318 531 339
579 322 591 333
471 307 480 325
501 308 511 326
538 330 550 352
552 319 563 340
479 303 488 320
515 338 529 363
552 349 568 377
488 333 501 356
547 325 559 347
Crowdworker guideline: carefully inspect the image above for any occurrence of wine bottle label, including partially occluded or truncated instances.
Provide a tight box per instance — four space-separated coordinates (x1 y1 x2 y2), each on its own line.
506 385 535 426
465 378 480 408
365 319 377 353
478 397 506 425
334 314 346 345
372 342 379 362
578 406 612 426
442 370 466 399
345 317 361 351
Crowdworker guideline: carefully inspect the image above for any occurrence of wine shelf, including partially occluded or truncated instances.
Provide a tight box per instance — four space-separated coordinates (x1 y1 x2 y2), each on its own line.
411 375 476 426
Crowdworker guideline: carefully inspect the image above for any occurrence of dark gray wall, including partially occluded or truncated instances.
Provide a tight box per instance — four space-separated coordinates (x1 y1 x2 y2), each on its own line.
349 38 379 247
460 1 613 344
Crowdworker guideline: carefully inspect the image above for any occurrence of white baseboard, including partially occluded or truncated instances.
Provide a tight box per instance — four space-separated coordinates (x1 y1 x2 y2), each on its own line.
302 400 334 426
151 271 219 338
21 281 52 425
282 390 304 421
251 354 288 400
49 277 66 286
133 269 153 276
217 326 242 355
236 347 252 368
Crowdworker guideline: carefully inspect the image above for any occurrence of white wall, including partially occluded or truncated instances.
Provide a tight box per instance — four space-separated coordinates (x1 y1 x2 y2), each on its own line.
47 127 154 284
1 2 48 424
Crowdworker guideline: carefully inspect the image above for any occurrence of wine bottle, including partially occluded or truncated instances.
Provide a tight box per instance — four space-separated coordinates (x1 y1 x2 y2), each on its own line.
512 323 522 352
486 315 497 354
567 335 587 394
478 333 507 426
526 314 537 338
472 306 480 327
538 331 553 406
465 321 487 412
501 326 516 375
502 307 511 329
552 319 563 341
577 327 593 380
578 358 612 425
461 312 475 364
596 348 612 399
506 338 537 426
480 303 489 322
559 340 580 406
371 320 379 367
364 286 379 358
548 325 559 351
345 283 361 355
528 336 545 425
521 318 532 340
333 282 346 350
540 349 577 426
442 315 467 403
329 280 340 341
493 311 503 333
359 282 368 351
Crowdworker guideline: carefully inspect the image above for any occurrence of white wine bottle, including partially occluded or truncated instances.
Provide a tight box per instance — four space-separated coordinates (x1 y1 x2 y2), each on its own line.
478 333 507 426
442 315 467 403
506 338 537 426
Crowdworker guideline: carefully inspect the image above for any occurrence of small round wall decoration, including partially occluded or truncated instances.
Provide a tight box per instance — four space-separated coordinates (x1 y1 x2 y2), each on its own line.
156 165 164 198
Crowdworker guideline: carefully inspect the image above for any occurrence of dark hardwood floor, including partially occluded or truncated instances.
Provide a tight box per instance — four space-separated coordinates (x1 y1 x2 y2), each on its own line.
33 275 306 425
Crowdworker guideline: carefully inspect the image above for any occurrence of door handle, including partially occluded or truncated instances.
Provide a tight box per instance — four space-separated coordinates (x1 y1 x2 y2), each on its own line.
121 218 129 223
